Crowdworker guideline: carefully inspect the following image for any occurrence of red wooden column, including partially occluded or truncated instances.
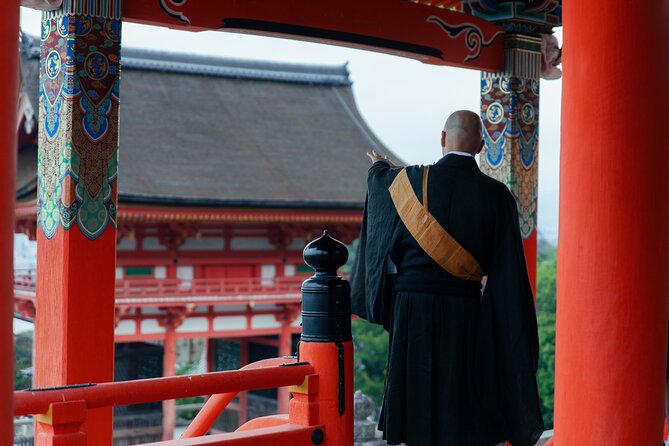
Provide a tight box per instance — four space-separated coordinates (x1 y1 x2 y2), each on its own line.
206 338 217 373
0 2 19 444
239 338 249 425
480 34 541 291
554 2 669 444
162 325 178 440
34 4 122 445
161 308 189 441
277 306 298 414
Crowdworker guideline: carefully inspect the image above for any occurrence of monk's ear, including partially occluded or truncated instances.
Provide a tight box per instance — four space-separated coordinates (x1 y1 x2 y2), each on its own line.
476 139 485 154
441 131 446 149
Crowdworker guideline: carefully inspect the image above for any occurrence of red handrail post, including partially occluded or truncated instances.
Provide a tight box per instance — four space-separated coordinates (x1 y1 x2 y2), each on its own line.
35 400 87 446
288 231 353 446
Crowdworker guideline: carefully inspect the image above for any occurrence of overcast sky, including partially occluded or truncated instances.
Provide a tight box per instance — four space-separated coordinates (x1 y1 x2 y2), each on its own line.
20 8 562 242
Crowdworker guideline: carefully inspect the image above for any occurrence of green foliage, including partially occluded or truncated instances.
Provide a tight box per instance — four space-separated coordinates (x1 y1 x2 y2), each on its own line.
175 361 205 420
536 257 557 313
14 331 33 390
537 312 556 429
341 238 359 276
536 236 557 429
352 319 388 405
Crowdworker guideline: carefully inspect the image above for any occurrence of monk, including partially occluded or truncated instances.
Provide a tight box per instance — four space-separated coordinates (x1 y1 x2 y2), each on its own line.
351 110 543 446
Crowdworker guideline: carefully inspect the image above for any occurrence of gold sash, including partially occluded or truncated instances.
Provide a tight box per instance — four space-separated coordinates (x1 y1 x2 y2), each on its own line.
388 167 484 281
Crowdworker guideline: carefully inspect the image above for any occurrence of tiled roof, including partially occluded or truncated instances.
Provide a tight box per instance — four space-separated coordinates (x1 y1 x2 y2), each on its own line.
18 35 399 209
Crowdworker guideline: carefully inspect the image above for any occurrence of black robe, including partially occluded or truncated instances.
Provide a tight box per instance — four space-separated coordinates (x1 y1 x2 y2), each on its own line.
351 155 543 446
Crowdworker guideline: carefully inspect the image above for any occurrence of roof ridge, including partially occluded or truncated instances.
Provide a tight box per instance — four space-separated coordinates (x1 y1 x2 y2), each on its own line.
21 33 352 86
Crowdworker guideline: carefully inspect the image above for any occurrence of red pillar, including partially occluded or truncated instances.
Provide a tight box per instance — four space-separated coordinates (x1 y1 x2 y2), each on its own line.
239 338 249 425
206 338 217 373
0 2 19 444
160 307 190 440
162 322 178 440
554 2 669 444
277 318 293 414
34 8 122 445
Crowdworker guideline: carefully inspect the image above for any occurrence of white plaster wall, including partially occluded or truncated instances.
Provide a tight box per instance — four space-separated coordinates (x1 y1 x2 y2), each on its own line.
154 265 167 279
141 319 165 334
179 237 225 251
287 237 306 251
213 316 247 331
230 237 274 250
176 317 208 333
115 320 136 335
261 264 276 285
251 314 281 329
284 264 296 277
117 237 137 251
143 237 167 251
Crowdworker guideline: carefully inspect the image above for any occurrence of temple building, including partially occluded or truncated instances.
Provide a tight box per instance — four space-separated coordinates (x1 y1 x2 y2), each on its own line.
13 34 394 440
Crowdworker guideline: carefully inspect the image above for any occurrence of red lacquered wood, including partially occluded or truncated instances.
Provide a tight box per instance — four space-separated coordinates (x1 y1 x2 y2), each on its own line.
34 228 117 444
143 424 322 446
122 0 504 72
523 230 537 296
236 415 289 432
162 325 178 441
15 364 312 417
183 358 289 438
554 1 669 444
277 317 294 414
290 342 354 446
0 1 19 445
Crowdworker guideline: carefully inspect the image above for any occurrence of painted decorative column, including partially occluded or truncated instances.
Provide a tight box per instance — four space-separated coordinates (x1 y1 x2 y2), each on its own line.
554 1 669 444
0 2 19 444
480 34 541 290
34 3 122 444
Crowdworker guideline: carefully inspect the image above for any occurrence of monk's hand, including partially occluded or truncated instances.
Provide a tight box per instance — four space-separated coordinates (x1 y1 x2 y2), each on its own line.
367 150 400 167
366 150 384 163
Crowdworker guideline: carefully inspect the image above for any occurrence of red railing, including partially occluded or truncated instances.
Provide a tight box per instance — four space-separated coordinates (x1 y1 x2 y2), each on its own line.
13 270 304 304
13 269 35 293
13 359 325 446
115 277 303 299
14 344 353 446
14 362 311 417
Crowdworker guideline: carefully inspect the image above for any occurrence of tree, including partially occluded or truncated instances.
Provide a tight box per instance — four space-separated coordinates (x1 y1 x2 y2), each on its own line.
352 319 388 405
537 312 556 428
14 331 33 390
535 235 557 429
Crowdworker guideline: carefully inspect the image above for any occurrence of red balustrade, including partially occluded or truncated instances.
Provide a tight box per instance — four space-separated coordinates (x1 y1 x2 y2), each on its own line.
14 362 312 417
13 270 304 305
13 360 324 446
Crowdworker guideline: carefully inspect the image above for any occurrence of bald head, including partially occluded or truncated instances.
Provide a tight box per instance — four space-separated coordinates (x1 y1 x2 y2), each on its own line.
441 110 484 156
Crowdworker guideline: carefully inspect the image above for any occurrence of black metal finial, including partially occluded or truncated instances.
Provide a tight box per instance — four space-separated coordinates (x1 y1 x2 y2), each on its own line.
303 230 348 274
300 230 351 344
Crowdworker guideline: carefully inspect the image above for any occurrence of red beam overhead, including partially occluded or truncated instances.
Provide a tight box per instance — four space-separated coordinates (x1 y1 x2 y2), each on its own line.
122 0 504 71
